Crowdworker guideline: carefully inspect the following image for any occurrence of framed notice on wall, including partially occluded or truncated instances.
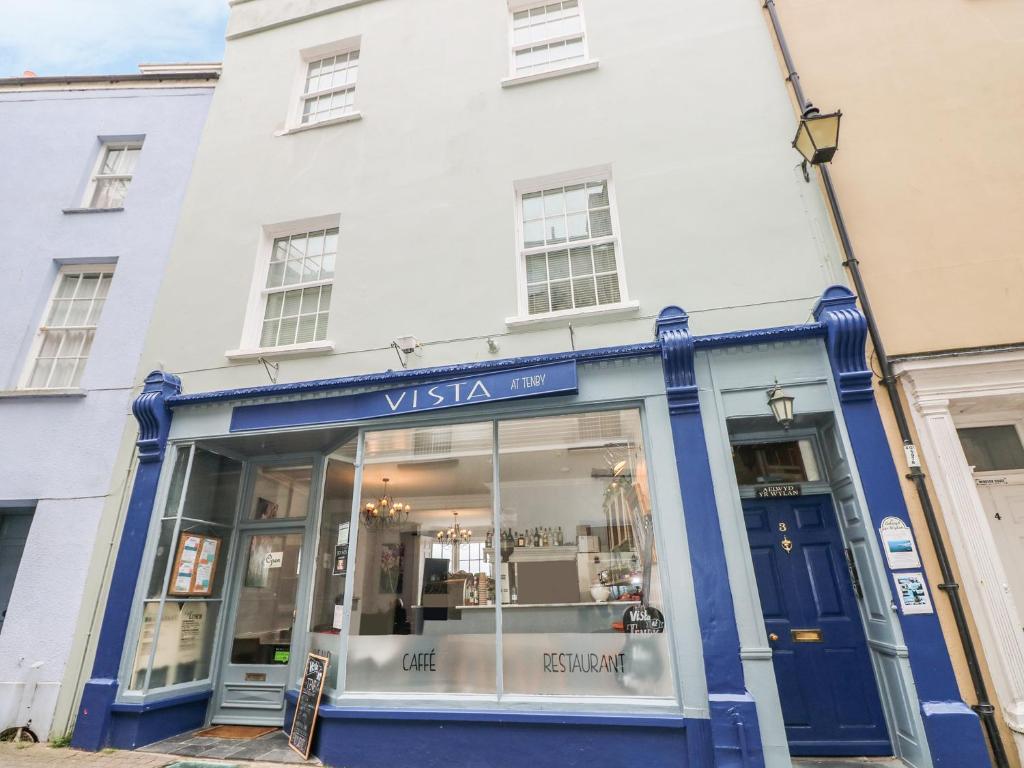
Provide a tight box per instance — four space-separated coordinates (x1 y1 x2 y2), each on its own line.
168 533 222 596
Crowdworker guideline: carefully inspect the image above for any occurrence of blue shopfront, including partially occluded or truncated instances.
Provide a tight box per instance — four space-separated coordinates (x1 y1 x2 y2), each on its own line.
72 288 990 768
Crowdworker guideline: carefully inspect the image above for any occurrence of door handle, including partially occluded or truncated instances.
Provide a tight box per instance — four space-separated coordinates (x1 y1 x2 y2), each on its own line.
768 633 779 642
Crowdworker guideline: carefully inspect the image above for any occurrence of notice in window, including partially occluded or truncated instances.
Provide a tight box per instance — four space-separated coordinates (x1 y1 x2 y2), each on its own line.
169 534 222 596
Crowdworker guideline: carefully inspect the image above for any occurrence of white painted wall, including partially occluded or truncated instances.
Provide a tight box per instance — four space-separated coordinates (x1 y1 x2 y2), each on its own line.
136 0 845 396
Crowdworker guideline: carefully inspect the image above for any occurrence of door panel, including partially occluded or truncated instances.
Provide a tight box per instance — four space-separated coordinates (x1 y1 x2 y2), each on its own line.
0 509 33 633
744 494 891 756
212 530 304 724
978 476 1024 621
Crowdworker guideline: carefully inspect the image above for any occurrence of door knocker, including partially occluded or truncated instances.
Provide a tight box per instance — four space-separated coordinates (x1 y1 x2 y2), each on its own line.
781 536 793 554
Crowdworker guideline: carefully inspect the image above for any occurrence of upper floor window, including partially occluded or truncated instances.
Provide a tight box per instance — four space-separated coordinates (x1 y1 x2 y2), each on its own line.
85 142 141 209
259 227 337 348
22 265 114 389
517 174 626 316
511 1 586 75
300 48 359 126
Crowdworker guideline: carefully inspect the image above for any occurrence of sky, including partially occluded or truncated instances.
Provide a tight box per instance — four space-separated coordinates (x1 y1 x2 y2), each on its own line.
0 0 229 78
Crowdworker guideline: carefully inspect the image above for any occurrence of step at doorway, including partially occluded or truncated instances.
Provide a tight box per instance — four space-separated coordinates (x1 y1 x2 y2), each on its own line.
793 758 904 768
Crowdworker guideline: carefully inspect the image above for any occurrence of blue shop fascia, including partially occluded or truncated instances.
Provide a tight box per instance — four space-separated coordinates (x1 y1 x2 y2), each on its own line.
72 287 991 768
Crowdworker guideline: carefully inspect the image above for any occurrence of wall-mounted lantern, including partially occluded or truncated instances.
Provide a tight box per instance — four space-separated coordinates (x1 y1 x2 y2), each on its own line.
767 381 796 430
793 103 841 180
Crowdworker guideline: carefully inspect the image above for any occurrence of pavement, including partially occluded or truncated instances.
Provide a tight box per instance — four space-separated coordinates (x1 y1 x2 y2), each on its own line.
0 743 907 767
0 742 308 767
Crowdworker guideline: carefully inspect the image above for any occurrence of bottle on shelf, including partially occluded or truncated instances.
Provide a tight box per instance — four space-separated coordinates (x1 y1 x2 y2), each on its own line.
533 528 541 547
516 531 525 548
485 529 493 548
556 526 564 546
542 528 550 547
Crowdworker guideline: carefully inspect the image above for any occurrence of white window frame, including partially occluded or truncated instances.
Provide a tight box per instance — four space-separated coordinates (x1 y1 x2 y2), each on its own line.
228 214 340 361
507 166 637 327
82 140 143 209
18 262 116 391
503 0 599 87
280 37 363 135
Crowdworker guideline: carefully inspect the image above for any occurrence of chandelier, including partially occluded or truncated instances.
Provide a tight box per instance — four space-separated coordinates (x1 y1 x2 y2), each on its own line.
436 511 472 545
362 477 410 529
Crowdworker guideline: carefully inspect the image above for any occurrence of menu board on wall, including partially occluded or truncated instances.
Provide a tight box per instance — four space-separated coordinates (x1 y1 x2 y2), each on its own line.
168 533 221 596
289 653 329 758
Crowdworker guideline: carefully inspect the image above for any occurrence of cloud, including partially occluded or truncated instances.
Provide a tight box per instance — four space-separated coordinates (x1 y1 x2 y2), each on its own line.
0 0 228 77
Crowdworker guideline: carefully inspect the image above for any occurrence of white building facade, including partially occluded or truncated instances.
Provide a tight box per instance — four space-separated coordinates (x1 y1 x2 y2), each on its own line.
64 2 992 767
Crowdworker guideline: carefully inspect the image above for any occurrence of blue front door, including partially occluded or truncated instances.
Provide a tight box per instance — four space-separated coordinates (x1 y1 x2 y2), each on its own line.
743 494 891 756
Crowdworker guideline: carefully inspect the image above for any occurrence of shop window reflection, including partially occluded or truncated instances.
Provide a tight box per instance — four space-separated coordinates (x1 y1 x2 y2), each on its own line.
127 446 241 692
497 409 674 698
308 438 357 693
345 421 496 694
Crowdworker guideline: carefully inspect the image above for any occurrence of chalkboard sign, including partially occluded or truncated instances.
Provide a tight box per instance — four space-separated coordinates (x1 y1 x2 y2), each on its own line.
289 653 329 759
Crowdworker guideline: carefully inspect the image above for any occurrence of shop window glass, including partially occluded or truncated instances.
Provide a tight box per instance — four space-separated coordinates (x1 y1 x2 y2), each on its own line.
732 439 821 485
497 409 674 697
957 426 1024 472
345 422 497 694
230 531 304 665
148 602 221 688
308 438 357 692
248 464 312 519
126 446 242 691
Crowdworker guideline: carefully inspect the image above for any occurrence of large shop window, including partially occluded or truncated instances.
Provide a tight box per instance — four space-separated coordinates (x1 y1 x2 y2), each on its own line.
128 447 242 691
341 408 673 700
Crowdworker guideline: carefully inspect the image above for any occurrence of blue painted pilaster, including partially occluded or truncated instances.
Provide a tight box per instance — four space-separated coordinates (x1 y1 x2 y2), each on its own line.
72 371 182 751
656 307 764 768
813 286 991 768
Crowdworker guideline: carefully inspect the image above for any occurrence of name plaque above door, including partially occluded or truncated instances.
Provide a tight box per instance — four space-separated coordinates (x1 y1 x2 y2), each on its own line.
230 361 579 432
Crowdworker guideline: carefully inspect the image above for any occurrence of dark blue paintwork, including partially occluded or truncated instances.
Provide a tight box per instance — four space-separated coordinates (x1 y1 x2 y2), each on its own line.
283 692 695 768
656 307 765 768
815 285 992 768
108 690 211 749
744 494 890 756
229 361 578 432
168 322 823 408
72 372 180 752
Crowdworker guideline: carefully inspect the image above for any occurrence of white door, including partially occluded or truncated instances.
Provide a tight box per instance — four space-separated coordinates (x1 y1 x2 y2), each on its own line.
977 471 1024 626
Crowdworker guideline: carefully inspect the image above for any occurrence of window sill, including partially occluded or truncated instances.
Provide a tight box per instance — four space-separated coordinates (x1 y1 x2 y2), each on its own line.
0 388 87 399
275 111 362 136
505 300 640 330
225 340 335 361
501 60 599 89
62 207 124 215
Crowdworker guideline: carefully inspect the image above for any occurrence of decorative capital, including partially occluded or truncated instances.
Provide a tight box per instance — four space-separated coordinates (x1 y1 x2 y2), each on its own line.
132 370 182 463
812 285 873 402
655 306 699 414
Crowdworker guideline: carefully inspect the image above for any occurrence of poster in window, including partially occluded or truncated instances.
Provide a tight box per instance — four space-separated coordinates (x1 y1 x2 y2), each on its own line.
168 533 222 596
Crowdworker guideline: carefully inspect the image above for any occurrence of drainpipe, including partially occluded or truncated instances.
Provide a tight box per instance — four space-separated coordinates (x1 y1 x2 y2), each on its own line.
762 2 1010 766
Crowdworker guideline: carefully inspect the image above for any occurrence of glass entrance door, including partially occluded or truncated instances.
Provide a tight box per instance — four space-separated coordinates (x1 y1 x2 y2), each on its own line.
211 529 304 724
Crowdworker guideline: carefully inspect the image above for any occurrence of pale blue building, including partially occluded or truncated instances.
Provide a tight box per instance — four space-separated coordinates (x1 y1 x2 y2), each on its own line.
0 64 217 741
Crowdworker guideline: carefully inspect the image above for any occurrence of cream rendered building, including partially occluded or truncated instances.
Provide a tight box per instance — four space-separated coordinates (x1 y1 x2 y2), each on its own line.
772 1 1024 766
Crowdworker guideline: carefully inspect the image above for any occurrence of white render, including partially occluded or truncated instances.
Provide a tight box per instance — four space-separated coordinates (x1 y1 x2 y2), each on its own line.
65 1 853 763
135 0 845 395
897 349 1024 760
